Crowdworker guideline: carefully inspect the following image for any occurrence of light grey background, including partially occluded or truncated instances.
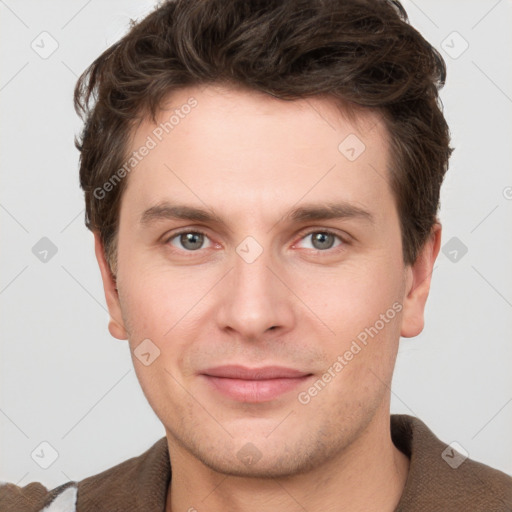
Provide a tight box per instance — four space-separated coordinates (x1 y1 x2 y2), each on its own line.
1 0 511 489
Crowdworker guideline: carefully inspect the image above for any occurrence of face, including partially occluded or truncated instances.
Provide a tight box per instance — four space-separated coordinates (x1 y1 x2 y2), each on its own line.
95 84 440 477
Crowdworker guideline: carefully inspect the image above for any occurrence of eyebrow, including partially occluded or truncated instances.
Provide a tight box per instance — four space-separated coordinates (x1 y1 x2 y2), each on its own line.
139 201 374 228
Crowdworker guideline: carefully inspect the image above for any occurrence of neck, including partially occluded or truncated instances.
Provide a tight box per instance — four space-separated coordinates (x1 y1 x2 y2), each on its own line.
165 409 409 512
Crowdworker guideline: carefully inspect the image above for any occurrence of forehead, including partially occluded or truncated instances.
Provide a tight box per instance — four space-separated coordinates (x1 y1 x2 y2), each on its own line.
121 84 394 227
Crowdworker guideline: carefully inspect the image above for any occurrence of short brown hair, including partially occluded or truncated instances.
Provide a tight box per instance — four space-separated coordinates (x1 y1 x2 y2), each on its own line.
74 0 452 275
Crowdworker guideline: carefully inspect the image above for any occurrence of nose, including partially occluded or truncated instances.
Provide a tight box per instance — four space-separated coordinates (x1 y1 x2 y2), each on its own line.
215 245 296 341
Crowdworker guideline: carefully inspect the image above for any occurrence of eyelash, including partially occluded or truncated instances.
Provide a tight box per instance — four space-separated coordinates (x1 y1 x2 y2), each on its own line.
164 228 348 255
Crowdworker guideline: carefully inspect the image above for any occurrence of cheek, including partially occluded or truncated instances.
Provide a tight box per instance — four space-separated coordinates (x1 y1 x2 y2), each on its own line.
294 254 404 337
120 272 193 417
119 260 193 330
300 271 403 416
118 265 215 372
297 259 405 409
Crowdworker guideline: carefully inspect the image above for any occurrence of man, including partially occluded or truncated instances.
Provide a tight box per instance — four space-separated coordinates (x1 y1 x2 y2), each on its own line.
1 0 511 510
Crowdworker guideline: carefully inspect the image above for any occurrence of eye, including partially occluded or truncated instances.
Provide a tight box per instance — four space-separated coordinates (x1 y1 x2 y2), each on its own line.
166 230 212 251
295 230 345 251
164 229 346 254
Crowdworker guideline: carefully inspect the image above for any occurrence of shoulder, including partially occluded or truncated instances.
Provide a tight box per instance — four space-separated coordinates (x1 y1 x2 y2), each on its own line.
0 481 78 512
0 437 170 512
392 414 512 511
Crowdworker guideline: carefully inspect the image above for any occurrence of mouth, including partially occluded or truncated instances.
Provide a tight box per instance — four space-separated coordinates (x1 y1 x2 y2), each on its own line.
200 365 314 403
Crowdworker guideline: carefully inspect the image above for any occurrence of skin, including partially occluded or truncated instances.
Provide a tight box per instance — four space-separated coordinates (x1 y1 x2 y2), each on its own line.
94 84 441 512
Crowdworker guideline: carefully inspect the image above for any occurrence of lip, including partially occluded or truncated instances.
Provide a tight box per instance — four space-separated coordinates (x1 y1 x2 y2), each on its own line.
200 365 313 402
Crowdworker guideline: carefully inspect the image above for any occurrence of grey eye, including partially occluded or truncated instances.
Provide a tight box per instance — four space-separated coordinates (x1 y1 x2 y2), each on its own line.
310 232 337 250
170 232 210 251
295 231 344 251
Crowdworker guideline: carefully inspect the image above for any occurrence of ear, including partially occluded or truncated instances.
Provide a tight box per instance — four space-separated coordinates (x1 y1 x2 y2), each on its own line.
400 222 442 338
93 232 128 340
